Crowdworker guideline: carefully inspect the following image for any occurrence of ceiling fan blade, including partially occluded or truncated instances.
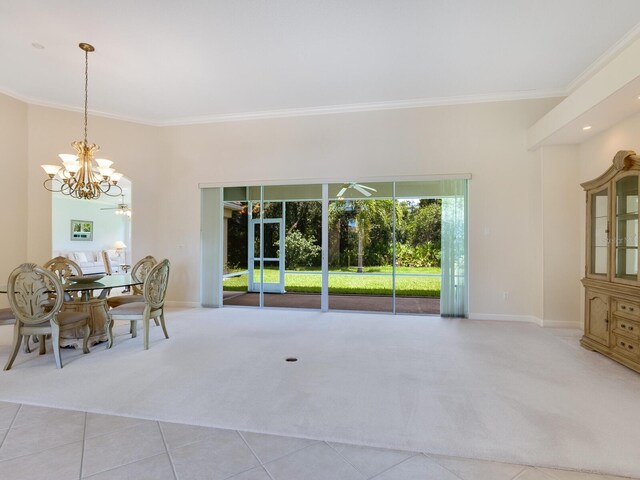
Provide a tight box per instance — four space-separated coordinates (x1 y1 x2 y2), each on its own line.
336 187 347 197
357 184 377 192
354 185 372 197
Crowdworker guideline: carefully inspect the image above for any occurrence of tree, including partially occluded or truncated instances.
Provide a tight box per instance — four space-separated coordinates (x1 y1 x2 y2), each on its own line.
352 199 399 271
407 200 441 248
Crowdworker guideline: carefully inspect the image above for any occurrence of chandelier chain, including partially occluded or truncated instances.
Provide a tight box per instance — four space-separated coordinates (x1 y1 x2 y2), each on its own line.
84 47 88 145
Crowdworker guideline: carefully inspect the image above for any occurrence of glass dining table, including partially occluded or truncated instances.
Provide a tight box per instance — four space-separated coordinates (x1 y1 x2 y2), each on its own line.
1 274 143 347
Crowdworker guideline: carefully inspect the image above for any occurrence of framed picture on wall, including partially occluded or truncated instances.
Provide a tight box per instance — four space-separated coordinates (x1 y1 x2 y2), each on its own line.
71 219 93 241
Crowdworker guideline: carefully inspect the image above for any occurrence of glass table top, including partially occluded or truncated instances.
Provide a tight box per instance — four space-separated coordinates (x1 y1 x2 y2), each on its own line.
0 274 142 294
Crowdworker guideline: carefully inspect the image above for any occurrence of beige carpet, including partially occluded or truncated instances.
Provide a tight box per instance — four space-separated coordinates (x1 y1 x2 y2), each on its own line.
0 307 639 478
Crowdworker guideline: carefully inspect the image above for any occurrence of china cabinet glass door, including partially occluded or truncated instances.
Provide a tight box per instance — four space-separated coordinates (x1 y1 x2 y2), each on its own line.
615 175 639 282
590 188 609 276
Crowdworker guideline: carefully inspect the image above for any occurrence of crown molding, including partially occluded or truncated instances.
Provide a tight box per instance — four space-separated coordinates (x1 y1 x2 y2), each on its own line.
566 20 640 93
158 89 566 126
0 85 565 128
0 86 160 126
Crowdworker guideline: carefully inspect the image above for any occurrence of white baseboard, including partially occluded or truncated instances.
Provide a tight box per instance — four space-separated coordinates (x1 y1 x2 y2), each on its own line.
469 313 582 329
468 313 543 326
165 301 200 308
539 319 582 329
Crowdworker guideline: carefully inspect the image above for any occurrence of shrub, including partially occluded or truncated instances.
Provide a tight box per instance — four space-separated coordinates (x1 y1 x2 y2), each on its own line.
282 230 322 268
395 242 441 267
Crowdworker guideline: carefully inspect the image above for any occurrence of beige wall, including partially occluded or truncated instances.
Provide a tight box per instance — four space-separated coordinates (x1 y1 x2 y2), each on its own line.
24 104 167 271
0 94 28 307
578 113 640 182
539 145 581 325
5 92 583 322
164 98 562 317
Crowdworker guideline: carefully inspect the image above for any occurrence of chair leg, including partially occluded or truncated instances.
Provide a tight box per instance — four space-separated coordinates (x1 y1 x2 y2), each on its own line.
153 318 160 327
159 313 169 339
4 325 22 371
23 335 31 354
131 321 137 338
82 324 90 354
143 316 150 350
39 335 46 355
51 324 62 369
107 318 115 349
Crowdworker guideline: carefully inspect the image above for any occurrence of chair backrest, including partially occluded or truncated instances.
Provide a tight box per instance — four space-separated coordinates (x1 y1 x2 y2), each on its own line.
43 256 82 283
7 263 64 326
101 250 113 275
143 259 170 310
132 255 157 295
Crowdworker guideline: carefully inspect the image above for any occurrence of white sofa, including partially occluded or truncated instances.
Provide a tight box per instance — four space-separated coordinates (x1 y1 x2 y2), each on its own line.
52 250 119 275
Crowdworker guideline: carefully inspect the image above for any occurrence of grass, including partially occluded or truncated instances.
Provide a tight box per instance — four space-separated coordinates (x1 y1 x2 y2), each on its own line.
223 266 441 297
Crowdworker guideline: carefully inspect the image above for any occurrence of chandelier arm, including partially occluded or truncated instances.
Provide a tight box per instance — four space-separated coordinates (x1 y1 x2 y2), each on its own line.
61 181 73 196
100 183 123 197
42 178 62 193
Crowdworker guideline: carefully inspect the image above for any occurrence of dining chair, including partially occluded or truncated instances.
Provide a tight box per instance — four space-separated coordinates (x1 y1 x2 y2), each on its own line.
107 259 170 350
43 256 83 282
44 256 84 302
4 263 90 370
106 255 157 308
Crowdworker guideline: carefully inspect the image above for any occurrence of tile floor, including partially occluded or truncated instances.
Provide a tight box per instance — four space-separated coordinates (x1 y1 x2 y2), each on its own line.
0 401 635 480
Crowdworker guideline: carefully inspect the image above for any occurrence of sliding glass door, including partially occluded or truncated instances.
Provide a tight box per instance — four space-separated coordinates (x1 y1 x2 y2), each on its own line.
328 182 394 312
213 178 468 316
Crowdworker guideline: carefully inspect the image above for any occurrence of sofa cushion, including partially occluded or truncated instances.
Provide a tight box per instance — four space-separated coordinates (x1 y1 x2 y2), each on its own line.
75 252 88 263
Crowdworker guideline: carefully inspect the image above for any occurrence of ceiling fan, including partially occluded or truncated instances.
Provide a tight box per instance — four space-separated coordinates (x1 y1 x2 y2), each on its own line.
101 195 132 216
336 182 377 198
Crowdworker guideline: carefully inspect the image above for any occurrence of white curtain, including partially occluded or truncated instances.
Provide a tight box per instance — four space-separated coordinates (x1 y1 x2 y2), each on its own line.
440 180 468 317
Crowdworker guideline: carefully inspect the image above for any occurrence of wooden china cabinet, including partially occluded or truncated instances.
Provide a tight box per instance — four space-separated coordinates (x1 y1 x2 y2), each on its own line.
581 150 640 373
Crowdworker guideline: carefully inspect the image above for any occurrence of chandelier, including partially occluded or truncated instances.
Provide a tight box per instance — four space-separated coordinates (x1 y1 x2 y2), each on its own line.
41 43 123 200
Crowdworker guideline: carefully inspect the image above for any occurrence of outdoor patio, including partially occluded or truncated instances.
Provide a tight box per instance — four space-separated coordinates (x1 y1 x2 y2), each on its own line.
223 292 440 314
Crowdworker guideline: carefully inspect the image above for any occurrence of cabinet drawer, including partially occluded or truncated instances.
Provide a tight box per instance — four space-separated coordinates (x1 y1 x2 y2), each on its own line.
612 334 640 359
613 317 640 340
613 299 640 320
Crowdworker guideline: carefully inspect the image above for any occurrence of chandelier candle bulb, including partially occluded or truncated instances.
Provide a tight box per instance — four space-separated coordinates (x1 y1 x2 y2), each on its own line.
41 42 124 200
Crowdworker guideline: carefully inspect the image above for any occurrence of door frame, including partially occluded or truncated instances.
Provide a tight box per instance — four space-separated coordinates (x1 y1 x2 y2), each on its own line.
248 217 285 294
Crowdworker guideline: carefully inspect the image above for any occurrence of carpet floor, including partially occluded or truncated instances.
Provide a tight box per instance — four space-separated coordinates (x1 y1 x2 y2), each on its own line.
0 307 639 478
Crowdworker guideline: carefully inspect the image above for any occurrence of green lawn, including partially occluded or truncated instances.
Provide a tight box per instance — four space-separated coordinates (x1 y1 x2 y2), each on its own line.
223 266 441 297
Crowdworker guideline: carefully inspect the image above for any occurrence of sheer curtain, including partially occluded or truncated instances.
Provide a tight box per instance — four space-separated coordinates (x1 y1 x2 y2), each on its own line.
440 179 468 317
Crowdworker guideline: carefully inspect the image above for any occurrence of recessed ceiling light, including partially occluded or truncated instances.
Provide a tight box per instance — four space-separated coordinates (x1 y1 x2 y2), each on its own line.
31 42 45 50
583 126 592 131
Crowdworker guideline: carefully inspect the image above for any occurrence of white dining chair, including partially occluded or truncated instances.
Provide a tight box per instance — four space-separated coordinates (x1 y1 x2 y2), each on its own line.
107 259 170 350
4 263 90 370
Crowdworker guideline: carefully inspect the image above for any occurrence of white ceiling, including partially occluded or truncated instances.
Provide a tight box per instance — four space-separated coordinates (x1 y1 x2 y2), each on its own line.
1 1 640 125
